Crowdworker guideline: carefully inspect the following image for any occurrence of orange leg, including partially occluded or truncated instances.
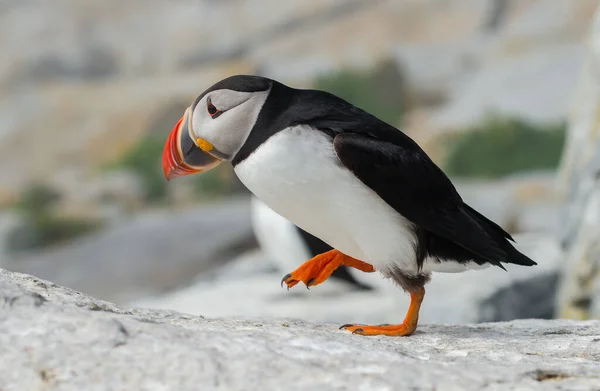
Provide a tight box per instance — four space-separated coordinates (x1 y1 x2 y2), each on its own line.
281 249 375 290
340 287 425 337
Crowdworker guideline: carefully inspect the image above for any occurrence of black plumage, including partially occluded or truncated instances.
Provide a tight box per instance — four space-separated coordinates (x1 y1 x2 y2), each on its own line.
333 133 535 271
205 75 535 276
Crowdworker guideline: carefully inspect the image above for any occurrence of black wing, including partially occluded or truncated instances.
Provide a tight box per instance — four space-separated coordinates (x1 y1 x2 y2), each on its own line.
332 132 509 268
286 87 533 267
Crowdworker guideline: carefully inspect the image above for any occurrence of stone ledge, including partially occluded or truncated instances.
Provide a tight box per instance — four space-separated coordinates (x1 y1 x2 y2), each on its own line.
1 268 599 390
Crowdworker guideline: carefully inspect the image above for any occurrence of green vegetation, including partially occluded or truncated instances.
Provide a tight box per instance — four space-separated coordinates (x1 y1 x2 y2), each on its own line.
443 116 566 179
192 167 238 198
10 184 101 252
17 183 61 212
116 135 168 202
313 59 407 126
111 134 238 204
16 215 100 250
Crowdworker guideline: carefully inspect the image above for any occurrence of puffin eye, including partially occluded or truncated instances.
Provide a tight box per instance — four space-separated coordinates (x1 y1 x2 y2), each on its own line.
207 97 222 118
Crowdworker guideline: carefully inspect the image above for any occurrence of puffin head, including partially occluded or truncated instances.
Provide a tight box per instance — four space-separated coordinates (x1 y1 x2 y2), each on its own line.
162 75 272 180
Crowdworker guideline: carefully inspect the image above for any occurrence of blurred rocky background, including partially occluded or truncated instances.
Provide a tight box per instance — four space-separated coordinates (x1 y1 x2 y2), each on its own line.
0 0 599 325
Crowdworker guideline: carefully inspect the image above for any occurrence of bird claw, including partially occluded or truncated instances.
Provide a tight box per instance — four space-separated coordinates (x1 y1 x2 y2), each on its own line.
280 274 309 290
280 273 292 288
280 268 323 291
339 324 365 334
281 273 302 290
279 250 343 291
339 323 415 337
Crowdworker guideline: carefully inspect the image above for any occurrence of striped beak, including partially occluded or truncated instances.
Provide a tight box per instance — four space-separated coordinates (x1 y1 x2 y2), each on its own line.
162 107 222 181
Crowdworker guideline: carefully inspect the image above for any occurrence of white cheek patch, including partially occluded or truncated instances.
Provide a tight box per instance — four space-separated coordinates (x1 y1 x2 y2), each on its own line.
209 90 255 111
191 88 270 159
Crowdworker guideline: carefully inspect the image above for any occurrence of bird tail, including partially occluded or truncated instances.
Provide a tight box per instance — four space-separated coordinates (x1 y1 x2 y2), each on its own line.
463 203 537 267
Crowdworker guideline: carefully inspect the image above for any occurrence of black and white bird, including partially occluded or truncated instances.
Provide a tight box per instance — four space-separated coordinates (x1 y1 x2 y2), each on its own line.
250 196 373 291
162 75 536 337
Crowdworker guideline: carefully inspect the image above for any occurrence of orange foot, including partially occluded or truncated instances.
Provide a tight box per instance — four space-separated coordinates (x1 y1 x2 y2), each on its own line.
340 287 425 337
281 249 374 290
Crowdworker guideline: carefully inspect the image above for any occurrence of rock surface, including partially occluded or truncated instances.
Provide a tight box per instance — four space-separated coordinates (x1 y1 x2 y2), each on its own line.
556 5 600 320
431 43 583 132
454 171 561 236
1 268 600 391
4 197 254 304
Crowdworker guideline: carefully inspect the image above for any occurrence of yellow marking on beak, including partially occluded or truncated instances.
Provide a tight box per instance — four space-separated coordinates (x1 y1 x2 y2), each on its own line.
196 138 214 152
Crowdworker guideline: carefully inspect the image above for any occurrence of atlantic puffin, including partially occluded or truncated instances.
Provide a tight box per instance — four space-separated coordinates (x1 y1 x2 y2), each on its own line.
162 75 537 337
250 196 373 291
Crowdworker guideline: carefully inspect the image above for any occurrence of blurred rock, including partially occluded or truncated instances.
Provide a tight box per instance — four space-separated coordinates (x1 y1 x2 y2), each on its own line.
389 42 471 107
133 233 563 325
4 196 255 304
454 171 560 236
417 233 564 324
431 0 596 131
405 0 597 149
2 268 600 391
556 5 600 319
431 44 583 133
23 44 118 83
0 215 40 256
479 272 559 322
498 0 596 44
0 211 29 262
0 0 597 197
50 168 145 222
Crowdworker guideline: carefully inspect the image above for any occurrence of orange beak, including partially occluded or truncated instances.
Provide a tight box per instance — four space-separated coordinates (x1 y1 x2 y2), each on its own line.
162 108 222 181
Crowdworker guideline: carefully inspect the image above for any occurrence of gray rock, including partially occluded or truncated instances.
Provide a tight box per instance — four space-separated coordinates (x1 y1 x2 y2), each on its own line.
556 5 600 319
4 197 254 304
0 0 596 198
389 41 482 105
24 44 118 82
0 211 29 262
424 233 565 324
427 0 597 134
479 272 559 322
1 268 600 391
47 168 146 223
453 171 561 236
431 43 584 132
501 0 594 39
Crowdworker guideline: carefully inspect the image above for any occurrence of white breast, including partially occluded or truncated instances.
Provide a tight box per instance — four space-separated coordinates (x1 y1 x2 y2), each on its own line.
250 196 312 269
234 126 420 274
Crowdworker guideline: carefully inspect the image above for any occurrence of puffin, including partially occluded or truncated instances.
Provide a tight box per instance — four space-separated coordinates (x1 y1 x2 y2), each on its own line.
250 196 373 291
162 75 537 337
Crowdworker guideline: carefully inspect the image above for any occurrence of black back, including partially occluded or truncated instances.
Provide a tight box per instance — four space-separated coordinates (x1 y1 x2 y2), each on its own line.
223 75 536 270
192 75 272 111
